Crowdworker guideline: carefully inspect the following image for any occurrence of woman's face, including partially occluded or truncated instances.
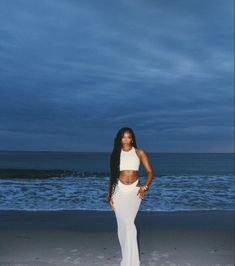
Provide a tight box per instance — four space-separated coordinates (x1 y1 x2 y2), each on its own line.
121 131 133 147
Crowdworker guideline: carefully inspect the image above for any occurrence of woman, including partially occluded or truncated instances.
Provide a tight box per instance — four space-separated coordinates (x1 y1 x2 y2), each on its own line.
107 127 154 266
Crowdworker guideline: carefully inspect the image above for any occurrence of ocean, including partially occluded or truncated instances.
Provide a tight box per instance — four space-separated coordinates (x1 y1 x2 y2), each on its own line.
0 151 234 212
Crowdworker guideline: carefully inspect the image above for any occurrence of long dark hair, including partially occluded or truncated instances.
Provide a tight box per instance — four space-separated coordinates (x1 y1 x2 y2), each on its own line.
108 127 138 198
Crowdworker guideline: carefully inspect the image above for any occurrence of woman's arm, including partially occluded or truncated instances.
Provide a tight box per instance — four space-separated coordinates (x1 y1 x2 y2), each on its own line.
138 148 154 190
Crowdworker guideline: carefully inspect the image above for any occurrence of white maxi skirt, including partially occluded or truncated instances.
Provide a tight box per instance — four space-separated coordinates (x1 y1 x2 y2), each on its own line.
112 178 142 266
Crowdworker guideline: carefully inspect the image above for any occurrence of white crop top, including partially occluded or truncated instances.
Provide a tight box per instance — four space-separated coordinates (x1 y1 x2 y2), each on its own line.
119 146 140 171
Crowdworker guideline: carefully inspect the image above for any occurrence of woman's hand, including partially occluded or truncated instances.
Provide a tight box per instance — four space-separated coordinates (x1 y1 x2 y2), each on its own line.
107 193 115 211
109 197 115 211
136 185 146 200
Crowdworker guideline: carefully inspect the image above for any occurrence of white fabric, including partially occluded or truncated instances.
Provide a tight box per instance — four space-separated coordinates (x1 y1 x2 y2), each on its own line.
112 178 142 266
119 146 140 171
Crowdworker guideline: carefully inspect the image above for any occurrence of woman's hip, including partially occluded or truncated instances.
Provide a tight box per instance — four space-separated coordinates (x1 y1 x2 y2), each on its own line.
112 178 142 203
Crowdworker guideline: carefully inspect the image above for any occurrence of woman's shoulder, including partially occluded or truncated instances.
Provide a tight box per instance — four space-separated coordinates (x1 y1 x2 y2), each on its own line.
135 147 146 155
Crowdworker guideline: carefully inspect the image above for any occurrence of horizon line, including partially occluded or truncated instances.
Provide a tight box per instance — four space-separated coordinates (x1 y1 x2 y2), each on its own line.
0 150 234 154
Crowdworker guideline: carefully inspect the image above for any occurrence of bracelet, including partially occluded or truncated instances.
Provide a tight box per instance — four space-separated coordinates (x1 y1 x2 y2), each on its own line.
142 184 149 191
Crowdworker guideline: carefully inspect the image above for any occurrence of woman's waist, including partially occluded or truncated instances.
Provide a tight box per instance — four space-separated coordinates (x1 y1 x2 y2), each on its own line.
117 177 139 186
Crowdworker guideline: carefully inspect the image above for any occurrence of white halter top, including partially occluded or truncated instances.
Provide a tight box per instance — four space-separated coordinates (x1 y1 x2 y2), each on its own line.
119 146 140 171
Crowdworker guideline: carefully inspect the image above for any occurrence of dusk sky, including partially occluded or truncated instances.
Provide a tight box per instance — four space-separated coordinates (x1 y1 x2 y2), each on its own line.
0 0 234 153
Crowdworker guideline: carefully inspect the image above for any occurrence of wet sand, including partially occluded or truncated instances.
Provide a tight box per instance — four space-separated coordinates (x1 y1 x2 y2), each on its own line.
0 210 234 266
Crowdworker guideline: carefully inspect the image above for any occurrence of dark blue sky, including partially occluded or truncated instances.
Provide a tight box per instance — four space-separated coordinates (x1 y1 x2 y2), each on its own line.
0 0 234 152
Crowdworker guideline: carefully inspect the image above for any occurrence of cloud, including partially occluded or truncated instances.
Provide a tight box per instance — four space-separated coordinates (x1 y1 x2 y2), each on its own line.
0 0 233 152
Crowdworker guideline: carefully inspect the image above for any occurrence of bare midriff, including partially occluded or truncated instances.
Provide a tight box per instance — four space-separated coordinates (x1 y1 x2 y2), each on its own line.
118 170 140 186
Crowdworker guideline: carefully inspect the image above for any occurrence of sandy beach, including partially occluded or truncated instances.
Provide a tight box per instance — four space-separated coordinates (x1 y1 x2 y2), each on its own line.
0 210 234 266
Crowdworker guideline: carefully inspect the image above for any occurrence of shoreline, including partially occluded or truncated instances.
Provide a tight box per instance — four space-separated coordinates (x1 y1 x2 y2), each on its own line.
0 209 234 230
